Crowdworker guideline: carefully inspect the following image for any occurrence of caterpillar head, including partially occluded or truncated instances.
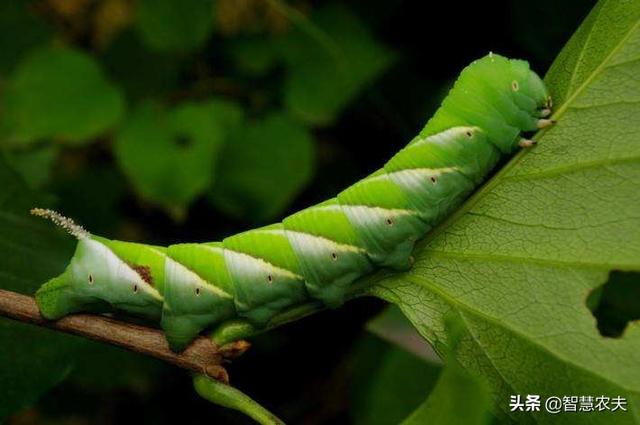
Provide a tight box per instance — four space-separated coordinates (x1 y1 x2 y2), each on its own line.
32 209 163 320
526 69 552 113
506 57 552 117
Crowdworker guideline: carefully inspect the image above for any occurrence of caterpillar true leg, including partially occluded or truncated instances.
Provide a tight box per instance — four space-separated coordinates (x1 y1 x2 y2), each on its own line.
33 53 552 351
537 118 556 129
518 138 537 148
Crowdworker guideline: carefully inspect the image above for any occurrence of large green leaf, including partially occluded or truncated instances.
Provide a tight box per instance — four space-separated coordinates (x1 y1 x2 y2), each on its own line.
279 4 395 126
369 0 640 423
3 145 57 190
402 359 491 425
0 158 81 420
1 47 125 146
401 315 491 425
210 112 315 222
349 334 442 425
114 100 227 217
228 36 279 77
366 305 440 363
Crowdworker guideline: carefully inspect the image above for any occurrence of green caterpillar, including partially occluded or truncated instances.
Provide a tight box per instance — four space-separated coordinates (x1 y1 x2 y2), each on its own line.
34 53 552 351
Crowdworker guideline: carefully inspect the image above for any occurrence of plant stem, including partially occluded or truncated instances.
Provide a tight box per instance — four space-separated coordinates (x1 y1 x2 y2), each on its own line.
0 289 249 381
194 375 285 425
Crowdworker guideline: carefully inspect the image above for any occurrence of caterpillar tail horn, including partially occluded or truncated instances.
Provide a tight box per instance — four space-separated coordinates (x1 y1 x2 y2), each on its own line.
30 208 90 240
31 208 163 320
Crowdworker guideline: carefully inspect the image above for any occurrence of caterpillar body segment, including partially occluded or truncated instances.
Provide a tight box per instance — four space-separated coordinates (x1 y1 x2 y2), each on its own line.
420 54 549 152
161 243 236 350
35 236 164 320
34 53 552 351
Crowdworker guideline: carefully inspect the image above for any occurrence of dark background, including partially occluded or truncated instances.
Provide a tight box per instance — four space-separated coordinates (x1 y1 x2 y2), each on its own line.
1 0 595 423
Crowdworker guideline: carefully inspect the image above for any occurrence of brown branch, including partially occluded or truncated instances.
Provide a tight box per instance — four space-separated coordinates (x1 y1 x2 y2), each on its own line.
0 289 250 383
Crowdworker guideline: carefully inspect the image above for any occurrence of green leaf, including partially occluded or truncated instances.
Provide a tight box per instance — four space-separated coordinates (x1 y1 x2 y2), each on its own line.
2 47 125 146
366 305 441 363
401 315 491 425
402 361 491 425
3 146 57 190
210 112 315 222
114 100 226 216
349 334 442 425
369 0 640 422
0 158 81 420
136 0 214 52
279 4 395 126
228 36 279 77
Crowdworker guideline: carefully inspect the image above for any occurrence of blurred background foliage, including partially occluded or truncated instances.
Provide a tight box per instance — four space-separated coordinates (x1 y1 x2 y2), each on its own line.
0 0 602 423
